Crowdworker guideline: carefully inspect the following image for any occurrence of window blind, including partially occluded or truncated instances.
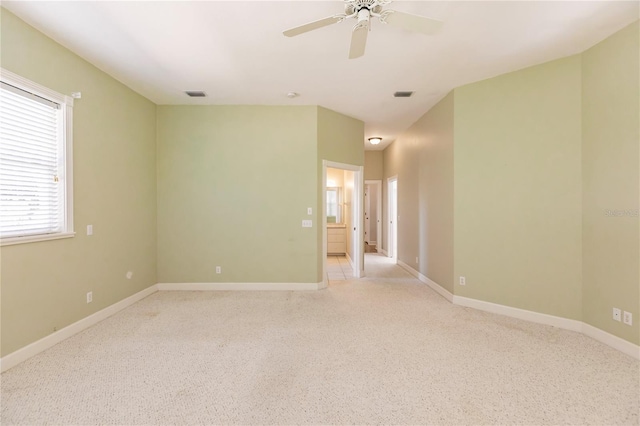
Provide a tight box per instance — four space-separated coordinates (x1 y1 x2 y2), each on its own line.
0 82 63 238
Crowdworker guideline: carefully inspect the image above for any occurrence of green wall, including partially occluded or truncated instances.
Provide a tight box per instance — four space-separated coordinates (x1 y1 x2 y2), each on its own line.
316 107 364 281
382 22 639 345
157 106 319 284
582 22 639 344
364 151 383 181
382 92 454 292
454 55 584 320
0 9 158 356
0 6 365 357
317 107 365 168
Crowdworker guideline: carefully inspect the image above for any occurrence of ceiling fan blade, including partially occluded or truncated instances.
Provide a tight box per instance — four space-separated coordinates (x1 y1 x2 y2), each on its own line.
283 15 345 37
348 23 369 59
381 10 443 35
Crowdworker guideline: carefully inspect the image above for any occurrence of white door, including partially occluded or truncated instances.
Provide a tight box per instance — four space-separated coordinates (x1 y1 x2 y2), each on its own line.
364 185 370 244
388 177 398 260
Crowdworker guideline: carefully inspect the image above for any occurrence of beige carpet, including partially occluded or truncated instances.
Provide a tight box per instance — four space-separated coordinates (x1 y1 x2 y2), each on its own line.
2 254 639 425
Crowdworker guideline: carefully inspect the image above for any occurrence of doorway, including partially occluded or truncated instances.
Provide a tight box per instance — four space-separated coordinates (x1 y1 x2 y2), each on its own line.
322 160 364 287
387 176 398 261
364 180 382 253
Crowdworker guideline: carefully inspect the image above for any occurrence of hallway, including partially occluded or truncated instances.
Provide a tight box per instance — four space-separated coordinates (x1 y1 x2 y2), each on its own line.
327 253 397 283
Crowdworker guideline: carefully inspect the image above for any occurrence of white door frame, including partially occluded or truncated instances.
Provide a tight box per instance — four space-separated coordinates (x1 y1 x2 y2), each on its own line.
322 160 365 287
387 176 398 261
364 185 370 243
364 180 382 249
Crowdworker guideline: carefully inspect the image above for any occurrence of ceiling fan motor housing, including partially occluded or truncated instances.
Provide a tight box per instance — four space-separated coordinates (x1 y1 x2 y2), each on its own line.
345 0 384 16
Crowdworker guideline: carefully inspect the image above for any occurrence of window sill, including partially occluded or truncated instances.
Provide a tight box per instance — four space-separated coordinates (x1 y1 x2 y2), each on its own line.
1 232 76 247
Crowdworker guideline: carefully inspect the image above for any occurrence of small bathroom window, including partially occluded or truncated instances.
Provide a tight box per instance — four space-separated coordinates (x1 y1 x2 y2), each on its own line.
326 187 341 223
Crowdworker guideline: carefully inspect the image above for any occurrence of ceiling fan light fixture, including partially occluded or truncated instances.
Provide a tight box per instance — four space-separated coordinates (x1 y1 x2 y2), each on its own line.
368 137 382 145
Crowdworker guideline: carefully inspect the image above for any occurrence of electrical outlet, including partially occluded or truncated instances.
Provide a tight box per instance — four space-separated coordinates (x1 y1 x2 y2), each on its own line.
613 308 621 322
459 276 466 286
216 266 221 274
126 271 133 279
86 292 93 303
623 311 633 326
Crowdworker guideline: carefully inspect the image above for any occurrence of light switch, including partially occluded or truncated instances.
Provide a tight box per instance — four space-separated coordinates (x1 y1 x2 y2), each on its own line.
302 220 312 228
87 225 93 236
307 207 312 215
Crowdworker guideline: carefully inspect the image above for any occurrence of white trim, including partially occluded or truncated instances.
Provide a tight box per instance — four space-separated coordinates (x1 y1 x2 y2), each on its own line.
355 166 364 278
0 280 323 372
1 281 637 373
582 323 640 359
156 282 322 291
63 96 74 236
397 260 454 302
364 182 371 243
364 179 382 256
0 67 75 244
387 176 398 261
452 295 583 332
396 261 638 359
0 231 75 246
345 251 354 269
0 68 74 106
451 295 639 360
322 160 364 281
379 248 388 256
0 285 157 373
322 164 329 289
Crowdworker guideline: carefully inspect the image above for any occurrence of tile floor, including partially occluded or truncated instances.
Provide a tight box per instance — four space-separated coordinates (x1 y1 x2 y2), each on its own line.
326 255 354 281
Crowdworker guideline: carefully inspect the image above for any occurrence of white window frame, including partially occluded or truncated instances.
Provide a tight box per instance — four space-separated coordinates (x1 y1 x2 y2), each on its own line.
326 186 342 223
0 68 74 246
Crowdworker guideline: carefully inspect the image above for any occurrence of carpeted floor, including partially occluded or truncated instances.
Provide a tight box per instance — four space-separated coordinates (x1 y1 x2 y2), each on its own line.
1 254 639 425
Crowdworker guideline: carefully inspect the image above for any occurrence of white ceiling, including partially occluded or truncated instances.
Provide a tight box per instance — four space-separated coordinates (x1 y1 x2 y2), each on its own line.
4 1 638 150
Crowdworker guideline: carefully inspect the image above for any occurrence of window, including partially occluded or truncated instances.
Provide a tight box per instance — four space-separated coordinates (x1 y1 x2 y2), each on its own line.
0 69 74 245
326 187 341 223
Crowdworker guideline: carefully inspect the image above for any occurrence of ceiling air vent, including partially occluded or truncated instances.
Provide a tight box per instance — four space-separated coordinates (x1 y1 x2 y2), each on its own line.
185 91 206 97
394 91 414 98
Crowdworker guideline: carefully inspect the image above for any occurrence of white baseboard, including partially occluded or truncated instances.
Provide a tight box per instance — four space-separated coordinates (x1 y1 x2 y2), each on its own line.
3 278 637 374
0 280 323 372
369 241 377 246
397 260 416 277
345 252 354 269
452 295 583 332
156 282 321 291
395 261 638 359
0 285 157 373
397 260 454 302
452 295 639 360
582 323 640 359
379 248 388 256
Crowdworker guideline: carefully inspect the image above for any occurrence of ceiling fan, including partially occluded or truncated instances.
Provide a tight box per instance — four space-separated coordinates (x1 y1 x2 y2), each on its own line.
283 0 443 59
